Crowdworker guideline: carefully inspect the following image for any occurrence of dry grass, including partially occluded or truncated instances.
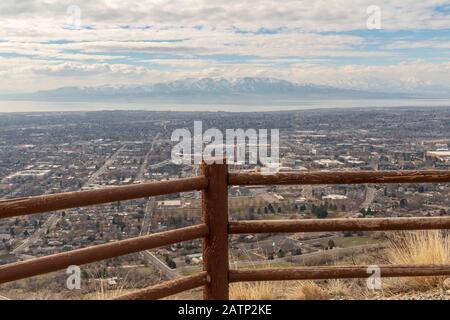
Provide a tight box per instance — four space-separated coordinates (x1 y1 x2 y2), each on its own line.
230 281 281 300
229 279 354 300
385 230 450 291
14 290 63 300
228 231 450 300
324 279 353 298
86 270 136 300
91 279 128 300
286 281 329 300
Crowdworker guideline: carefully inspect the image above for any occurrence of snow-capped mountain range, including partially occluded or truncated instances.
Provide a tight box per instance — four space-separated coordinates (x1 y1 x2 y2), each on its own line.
6 77 412 102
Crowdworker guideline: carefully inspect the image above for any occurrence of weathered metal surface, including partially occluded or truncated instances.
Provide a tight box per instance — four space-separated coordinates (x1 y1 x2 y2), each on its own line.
0 224 208 284
229 217 450 234
229 170 450 186
202 160 229 300
0 176 208 219
114 272 209 300
229 264 450 282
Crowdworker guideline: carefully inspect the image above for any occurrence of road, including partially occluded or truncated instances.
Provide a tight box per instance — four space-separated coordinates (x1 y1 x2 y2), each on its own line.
139 199 155 236
134 134 179 280
140 250 178 280
12 211 61 255
148 159 170 170
361 185 379 210
136 133 160 182
137 189 178 281
137 189 179 281
87 143 128 185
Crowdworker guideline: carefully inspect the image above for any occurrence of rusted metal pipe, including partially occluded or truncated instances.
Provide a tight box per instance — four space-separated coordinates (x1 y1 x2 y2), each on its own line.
229 264 450 282
0 224 208 284
229 170 450 186
114 272 209 300
229 217 450 234
0 176 208 219
202 160 229 300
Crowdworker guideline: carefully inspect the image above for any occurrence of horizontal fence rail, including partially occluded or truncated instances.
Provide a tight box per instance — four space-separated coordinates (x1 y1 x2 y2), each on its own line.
0 224 208 284
229 170 450 186
0 176 208 219
114 272 209 300
229 264 450 282
229 217 450 234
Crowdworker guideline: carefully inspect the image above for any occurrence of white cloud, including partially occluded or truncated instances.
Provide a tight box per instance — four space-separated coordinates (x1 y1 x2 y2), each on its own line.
289 60 450 92
0 0 449 93
1 0 450 31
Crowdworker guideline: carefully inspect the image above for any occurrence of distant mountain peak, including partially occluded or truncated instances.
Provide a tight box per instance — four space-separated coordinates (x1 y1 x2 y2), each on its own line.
9 77 408 102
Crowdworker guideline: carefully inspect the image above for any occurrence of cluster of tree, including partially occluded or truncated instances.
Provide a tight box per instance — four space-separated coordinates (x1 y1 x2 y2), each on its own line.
399 199 408 208
267 247 302 260
166 215 189 228
311 204 328 219
327 204 339 211
327 239 335 249
165 256 177 269
264 203 277 214
112 214 126 232
359 207 374 216
294 204 307 212
1 238 11 252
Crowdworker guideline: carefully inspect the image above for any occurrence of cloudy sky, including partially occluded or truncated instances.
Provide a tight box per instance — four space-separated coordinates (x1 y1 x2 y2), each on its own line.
1 0 450 94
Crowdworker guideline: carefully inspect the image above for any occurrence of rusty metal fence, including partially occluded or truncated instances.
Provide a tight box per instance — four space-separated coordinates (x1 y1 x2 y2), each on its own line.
1 163 450 300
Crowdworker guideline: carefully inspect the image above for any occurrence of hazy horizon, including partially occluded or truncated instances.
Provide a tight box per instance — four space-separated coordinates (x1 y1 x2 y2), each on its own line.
1 98 450 113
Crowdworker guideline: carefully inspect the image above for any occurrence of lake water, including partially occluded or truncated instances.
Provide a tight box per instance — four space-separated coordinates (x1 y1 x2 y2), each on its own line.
1 99 450 113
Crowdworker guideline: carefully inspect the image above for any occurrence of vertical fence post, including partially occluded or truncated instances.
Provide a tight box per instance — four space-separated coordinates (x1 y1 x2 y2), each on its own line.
201 159 229 300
